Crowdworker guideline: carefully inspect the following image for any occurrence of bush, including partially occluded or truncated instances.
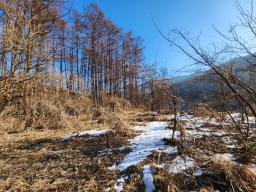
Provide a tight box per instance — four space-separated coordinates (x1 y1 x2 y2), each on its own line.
103 96 132 112
25 101 64 130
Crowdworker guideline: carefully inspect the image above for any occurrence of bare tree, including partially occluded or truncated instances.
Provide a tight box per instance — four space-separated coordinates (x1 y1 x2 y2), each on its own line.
156 0 256 151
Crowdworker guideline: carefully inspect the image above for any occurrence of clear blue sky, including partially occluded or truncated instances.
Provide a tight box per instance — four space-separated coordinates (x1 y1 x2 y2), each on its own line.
70 0 251 76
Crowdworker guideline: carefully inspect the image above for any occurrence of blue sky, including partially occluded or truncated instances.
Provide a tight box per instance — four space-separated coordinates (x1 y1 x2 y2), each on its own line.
71 0 251 76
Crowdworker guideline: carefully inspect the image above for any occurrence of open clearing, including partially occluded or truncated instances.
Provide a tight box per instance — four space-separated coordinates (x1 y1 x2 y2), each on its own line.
1 113 255 191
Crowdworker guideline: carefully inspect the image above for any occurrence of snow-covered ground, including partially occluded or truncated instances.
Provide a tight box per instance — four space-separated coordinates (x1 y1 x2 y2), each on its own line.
110 121 177 191
142 165 155 192
212 153 236 162
110 116 227 191
62 129 110 141
109 121 177 171
71 113 255 191
109 113 255 191
109 113 254 191
168 156 196 174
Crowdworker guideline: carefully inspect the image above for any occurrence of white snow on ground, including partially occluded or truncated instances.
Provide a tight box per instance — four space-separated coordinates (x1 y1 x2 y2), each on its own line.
247 116 256 124
114 177 125 192
142 165 155 192
161 146 178 154
156 159 202 175
193 168 203 176
225 113 256 124
186 127 211 139
221 136 239 148
78 129 109 136
175 112 256 129
113 174 135 192
113 121 177 171
212 153 236 162
110 121 178 191
168 156 195 174
108 163 117 171
62 133 78 141
174 114 227 139
185 126 226 139
62 129 109 141
108 113 255 191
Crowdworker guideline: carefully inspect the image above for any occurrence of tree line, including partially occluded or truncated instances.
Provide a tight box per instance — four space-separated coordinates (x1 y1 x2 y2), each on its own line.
0 0 173 110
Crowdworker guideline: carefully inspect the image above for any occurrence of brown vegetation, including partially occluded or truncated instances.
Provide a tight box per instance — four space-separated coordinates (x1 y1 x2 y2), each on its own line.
0 130 131 191
0 0 255 191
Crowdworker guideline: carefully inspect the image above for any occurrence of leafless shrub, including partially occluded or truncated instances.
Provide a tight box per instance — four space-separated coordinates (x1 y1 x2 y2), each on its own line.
209 161 256 192
25 101 64 130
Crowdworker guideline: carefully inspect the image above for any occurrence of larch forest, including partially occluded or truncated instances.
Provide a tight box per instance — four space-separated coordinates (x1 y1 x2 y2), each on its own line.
0 1 255 192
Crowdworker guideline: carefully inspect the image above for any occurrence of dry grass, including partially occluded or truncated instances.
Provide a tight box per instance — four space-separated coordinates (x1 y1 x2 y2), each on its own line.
148 156 256 192
0 129 133 191
102 96 132 112
204 161 256 192
0 79 140 138
0 80 147 191
152 168 183 192
1 80 255 191
0 78 98 133
134 112 161 122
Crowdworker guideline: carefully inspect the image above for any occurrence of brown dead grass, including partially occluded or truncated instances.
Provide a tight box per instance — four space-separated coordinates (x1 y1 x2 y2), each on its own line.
103 96 132 112
0 79 141 144
0 78 99 134
204 161 256 192
2 80 255 191
150 158 256 192
0 80 148 191
0 130 133 191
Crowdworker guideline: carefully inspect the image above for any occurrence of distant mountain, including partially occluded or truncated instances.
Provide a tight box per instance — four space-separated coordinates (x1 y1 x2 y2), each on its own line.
171 71 206 83
174 55 256 103
171 75 190 83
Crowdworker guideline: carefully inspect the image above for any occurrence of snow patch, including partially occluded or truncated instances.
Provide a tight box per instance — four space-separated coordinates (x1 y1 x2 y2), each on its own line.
142 165 155 192
161 146 178 154
168 156 195 173
193 168 203 176
78 129 109 137
113 121 176 171
114 174 135 192
114 177 125 192
62 129 109 141
108 163 117 171
62 133 78 141
110 121 177 191
212 153 236 162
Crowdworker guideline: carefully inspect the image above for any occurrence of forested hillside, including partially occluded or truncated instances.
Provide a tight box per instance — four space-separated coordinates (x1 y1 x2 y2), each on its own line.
175 55 256 107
